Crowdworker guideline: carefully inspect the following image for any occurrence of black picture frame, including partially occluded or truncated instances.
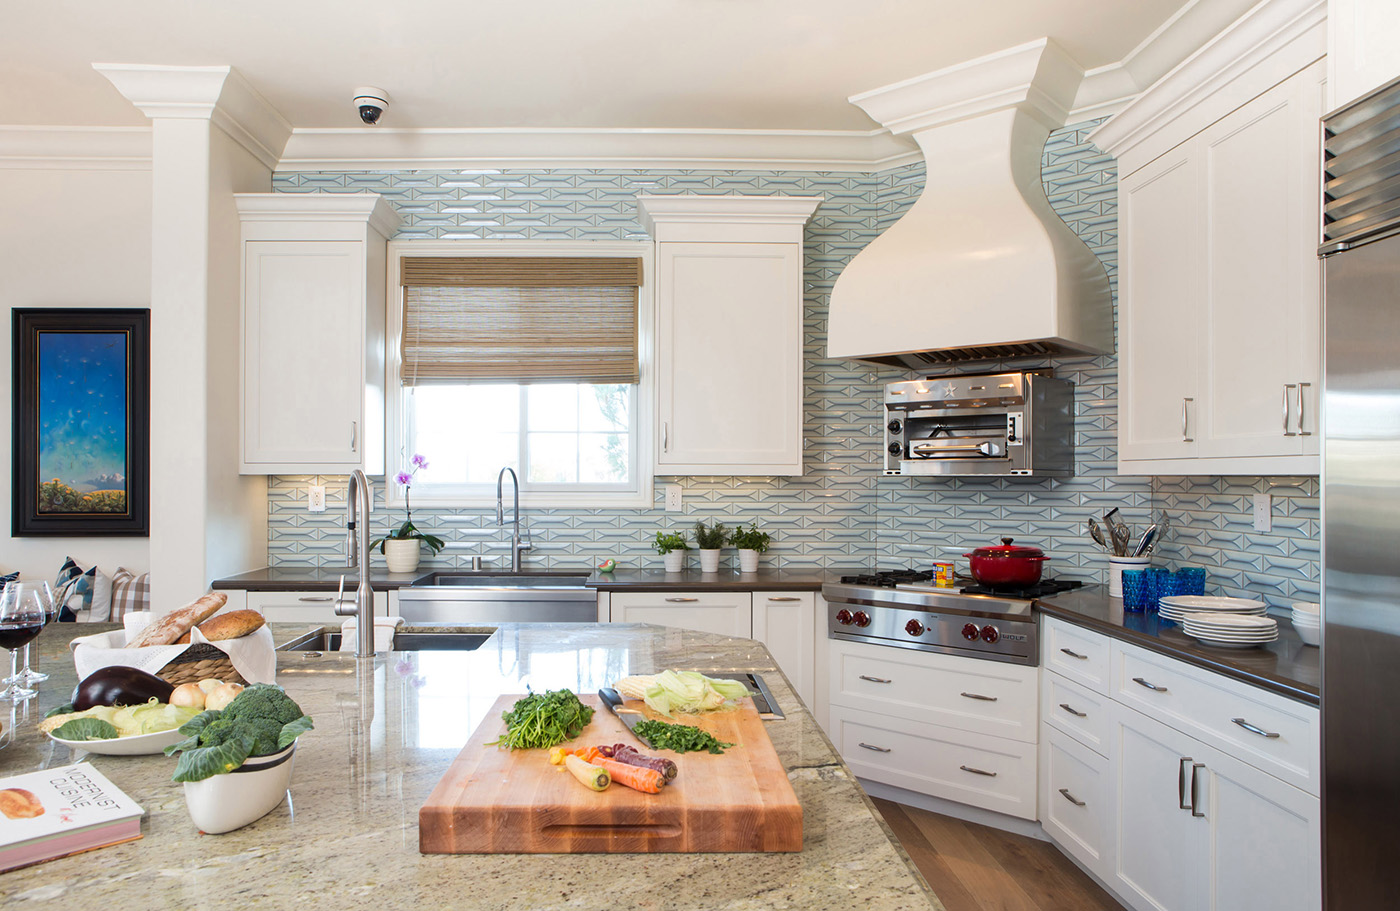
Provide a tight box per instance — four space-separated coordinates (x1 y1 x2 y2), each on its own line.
12 308 150 537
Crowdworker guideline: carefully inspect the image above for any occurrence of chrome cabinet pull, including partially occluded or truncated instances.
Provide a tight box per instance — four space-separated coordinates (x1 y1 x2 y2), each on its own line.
1298 382 1312 435
1059 788 1086 807
351 421 358 450
859 675 892 684
960 692 998 702
298 596 334 603
767 597 800 602
1059 702 1087 718
1232 717 1281 739
662 421 669 452
960 765 997 777
663 597 698 603
1182 397 1194 442
858 742 891 753
1133 676 1167 692
1059 647 1088 660
1191 762 1206 817
1283 385 1297 436
1179 757 1193 810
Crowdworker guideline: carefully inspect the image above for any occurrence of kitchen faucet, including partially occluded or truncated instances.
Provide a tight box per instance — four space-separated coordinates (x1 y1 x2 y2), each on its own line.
496 467 532 573
335 469 376 657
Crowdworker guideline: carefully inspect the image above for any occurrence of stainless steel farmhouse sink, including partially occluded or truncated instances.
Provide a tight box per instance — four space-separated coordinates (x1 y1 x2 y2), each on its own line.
278 629 492 653
396 571 597 624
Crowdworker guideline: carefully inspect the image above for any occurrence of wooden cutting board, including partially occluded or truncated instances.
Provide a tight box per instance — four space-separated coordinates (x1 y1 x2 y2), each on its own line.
419 694 802 853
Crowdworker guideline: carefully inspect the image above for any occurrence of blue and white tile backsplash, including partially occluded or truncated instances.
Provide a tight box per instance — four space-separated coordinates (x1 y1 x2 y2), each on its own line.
267 120 1318 607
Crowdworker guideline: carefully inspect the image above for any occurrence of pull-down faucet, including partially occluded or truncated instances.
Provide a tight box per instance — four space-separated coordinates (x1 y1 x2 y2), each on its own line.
335 469 375 657
496 467 532 573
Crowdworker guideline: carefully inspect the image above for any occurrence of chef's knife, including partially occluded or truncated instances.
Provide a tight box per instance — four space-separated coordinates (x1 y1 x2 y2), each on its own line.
598 687 655 748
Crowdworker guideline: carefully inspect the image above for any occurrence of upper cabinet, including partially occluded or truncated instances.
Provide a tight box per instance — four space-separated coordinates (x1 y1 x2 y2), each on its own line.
1328 0 1400 110
1093 0 1326 475
236 194 401 475
636 195 821 476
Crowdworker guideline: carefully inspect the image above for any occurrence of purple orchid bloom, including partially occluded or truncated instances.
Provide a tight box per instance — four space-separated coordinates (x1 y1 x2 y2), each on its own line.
411 453 429 470
395 471 414 487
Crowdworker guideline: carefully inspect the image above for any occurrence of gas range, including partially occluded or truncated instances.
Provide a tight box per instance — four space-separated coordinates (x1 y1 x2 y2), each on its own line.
821 570 1087 665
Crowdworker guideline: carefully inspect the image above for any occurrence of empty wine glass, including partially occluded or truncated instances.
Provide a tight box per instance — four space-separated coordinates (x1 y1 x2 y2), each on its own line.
0 582 48 702
9 581 57 684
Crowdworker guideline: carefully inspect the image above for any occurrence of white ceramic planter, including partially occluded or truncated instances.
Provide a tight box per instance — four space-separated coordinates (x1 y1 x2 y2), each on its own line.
699 549 722 573
384 538 422 573
738 549 761 573
183 744 296 834
663 550 686 572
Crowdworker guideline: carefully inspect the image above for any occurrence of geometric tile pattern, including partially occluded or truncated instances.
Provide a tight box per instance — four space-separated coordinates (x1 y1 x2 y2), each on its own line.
268 123 1318 606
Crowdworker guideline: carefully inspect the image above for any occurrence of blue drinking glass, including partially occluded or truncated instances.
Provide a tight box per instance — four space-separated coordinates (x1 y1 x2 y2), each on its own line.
1176 567 1206 596
1122 569 1151 611
1144 567 1171 611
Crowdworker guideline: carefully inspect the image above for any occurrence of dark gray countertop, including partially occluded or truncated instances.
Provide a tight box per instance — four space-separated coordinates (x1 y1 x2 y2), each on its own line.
210 565 434 591
587 567 841 591
1034 588 1319 706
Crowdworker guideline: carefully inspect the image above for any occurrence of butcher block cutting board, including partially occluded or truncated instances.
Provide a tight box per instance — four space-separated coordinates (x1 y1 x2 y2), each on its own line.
419 694 802 854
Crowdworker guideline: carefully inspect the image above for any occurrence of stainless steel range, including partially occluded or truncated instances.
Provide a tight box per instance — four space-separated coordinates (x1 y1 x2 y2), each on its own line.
821 571 1086 666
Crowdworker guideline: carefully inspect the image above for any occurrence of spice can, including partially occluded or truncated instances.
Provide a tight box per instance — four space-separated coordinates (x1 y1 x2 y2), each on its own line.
933 562 956 588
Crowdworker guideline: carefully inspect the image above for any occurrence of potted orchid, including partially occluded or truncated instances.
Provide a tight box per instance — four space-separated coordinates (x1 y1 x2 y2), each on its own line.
371 454 445 573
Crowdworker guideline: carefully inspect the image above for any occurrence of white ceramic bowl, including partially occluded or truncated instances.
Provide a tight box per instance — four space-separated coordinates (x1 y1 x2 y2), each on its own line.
1291 601 1321 616
47 726 186 756
1293 619 1321 646
182 744 296 834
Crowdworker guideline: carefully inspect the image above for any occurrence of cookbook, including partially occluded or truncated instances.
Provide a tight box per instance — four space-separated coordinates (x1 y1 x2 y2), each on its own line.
0 763 144 873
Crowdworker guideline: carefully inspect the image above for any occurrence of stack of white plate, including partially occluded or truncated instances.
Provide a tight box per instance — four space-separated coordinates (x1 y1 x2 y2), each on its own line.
1158 595 1268 624
1291 601 1321 646
1180 612 1279 649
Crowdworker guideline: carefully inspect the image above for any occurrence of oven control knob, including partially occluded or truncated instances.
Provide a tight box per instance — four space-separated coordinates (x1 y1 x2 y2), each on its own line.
852 611 871 628
905 619 924 637
887 442 903 455
962 623 980 641
836 609 853 625
980 625 1000 644
887 419 903 435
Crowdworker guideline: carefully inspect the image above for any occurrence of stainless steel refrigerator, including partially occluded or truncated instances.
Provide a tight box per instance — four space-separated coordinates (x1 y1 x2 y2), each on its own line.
1320 74 1400 911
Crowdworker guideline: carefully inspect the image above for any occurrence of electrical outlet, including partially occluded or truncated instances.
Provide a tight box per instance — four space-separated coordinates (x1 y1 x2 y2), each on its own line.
1252 493 1272 532
308 485 326 512
665 484 683 512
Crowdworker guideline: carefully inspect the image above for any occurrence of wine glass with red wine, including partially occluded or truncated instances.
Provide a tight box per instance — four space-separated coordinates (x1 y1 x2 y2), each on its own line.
6 581 56 685
0 582 50 702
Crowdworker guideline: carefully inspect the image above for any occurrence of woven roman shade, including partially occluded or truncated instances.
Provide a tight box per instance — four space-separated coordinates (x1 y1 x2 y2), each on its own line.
400 257 642 386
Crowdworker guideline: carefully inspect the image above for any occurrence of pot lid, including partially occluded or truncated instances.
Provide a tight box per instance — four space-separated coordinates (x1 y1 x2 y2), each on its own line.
968 537 1046 558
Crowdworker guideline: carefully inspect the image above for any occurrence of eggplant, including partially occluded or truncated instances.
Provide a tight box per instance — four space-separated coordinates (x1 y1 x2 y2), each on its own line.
71 665 174 711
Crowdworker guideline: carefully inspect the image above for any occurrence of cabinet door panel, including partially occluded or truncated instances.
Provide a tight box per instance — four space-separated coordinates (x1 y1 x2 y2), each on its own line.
608 591 753 637
750 591 815 709
1042 725 1112 882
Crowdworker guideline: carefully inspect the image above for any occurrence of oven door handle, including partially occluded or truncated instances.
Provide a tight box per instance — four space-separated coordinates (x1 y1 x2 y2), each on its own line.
908 440 1005 459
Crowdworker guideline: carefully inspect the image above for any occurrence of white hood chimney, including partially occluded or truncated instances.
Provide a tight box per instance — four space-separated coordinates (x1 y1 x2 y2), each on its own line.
827 39 1113 368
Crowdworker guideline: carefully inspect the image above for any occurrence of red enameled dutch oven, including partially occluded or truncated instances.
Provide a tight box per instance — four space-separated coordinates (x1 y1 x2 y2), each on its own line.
963 537 1050 588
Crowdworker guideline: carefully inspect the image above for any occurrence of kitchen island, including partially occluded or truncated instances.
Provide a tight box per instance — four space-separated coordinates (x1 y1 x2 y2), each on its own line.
0 623 942 910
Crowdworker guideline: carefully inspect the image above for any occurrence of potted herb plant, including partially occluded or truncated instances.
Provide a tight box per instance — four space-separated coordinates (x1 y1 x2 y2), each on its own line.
371 454 445 573
693 520 728 573
655 530 689 572
730 523 771 573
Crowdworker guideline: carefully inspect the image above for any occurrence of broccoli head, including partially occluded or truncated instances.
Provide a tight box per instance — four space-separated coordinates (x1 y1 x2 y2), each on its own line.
220 684 306 727
196 714 285 757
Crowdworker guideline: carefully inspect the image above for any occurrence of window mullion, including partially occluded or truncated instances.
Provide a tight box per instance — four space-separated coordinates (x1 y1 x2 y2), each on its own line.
518 385 530 487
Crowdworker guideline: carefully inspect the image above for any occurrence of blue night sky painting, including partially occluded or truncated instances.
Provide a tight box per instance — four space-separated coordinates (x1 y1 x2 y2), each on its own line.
38 331 128 494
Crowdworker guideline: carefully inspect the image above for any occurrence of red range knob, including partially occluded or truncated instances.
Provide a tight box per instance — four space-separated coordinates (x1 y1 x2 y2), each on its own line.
905 619 925 637
852 611 871 628
836 609 853 625
962 623 980 641
981 625 1000 643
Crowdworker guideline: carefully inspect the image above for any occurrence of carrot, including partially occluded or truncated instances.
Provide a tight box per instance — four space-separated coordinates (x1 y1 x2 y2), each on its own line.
564 753 610 791
549 747 571 766
590 756 664 794
577 746 601 763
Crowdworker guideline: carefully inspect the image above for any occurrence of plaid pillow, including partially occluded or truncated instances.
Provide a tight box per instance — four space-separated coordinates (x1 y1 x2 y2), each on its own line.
110 567 151 621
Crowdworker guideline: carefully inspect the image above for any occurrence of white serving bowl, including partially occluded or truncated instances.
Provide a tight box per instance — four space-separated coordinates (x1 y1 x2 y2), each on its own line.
182 744 296 834
1291 601 1321 616
1293 619 1321 646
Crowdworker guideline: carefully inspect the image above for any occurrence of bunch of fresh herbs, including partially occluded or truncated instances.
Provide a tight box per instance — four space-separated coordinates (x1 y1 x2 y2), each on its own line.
633 719 735 754
489 689 595 750
693 520 728 550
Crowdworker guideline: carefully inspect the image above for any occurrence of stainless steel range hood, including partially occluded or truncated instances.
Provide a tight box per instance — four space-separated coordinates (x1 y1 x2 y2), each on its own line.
827 39 1113 368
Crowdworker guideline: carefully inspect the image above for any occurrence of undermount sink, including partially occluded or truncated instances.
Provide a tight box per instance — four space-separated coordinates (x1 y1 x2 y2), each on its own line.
277 629 491 653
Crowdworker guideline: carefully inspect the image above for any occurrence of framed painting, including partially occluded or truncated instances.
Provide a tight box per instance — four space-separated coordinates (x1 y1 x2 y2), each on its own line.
12 309 150 536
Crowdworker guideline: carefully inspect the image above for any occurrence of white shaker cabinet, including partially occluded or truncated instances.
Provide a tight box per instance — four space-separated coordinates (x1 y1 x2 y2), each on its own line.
237 193 401 474
750 590 817 711
636 195 821 476
606 590 753 638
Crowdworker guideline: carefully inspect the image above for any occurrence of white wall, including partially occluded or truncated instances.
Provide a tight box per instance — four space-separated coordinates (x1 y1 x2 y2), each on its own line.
0 165 153 582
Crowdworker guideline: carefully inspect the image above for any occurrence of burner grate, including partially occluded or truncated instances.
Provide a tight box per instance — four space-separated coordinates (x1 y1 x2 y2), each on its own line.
839 569 933 588
959 578 1085 599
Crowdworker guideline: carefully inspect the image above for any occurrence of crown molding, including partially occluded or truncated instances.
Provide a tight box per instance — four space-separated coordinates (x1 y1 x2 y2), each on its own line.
635 193 824 242
0 126 152 169
234 192 403 237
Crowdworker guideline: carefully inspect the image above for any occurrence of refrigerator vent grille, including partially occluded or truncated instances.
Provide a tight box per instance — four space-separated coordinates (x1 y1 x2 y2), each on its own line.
1323 74 1400 249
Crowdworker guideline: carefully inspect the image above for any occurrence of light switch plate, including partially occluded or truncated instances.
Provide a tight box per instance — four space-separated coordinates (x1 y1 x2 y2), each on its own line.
665 484 683 512
1252 493 1272 532
308 485 326 512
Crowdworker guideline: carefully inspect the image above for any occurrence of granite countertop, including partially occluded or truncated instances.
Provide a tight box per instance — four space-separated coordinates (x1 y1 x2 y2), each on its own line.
0 623 942 910
1034 588 1320 705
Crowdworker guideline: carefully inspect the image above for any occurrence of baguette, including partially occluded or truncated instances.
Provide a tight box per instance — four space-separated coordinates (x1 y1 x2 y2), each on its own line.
128 592 227 648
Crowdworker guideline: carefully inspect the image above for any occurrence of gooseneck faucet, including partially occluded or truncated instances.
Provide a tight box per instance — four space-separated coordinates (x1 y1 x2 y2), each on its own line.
496 467 532 573
335 469 376 657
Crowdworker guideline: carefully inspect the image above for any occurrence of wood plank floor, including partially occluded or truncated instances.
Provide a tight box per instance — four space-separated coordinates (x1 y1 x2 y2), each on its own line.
872 798 1126 911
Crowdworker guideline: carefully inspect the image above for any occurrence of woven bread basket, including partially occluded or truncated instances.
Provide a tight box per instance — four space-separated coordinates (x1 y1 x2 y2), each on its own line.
157 643 247 687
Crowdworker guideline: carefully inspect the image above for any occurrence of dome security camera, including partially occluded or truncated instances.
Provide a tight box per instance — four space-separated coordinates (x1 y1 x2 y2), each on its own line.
353 87 390 125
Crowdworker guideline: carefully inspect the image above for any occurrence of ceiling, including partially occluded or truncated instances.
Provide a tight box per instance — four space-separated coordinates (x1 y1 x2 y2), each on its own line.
7 0 1194 133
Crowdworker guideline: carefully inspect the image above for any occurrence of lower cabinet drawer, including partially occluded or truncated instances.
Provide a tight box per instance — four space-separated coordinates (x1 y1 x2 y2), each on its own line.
829 705 1038 820
1040 725 1112 882
1041 670 1110 757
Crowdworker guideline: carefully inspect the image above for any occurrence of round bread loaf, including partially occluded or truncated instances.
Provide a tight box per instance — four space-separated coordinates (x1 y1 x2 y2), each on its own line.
197 609 266 641
128 592 227 648
0 788 45 820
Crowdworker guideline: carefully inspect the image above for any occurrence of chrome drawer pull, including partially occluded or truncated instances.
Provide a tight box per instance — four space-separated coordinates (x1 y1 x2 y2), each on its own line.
298 596 334 603
1231 717 1281 739
1179 757 1193 810
960 765 997 777
1298 382 1312 435
1059 788 1086 807
1283 384 1297 436
1059 647 1088 660
1191 762 1206 818
767 597 800 602
859 675 892 684
663 597 699 603
960 692 998 702
858 742 891 753
1133 676 1167 692
1059 703 1087 718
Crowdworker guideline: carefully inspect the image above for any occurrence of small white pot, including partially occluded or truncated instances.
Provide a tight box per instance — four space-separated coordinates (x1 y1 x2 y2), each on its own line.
183 744 297 834
738 549 761 573
699 549 722 573
1107 555 1152 597
384 538 422 573
663 550 686 572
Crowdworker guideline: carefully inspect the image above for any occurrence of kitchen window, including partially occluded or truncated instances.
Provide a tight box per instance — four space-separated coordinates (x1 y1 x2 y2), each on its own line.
386 241 655 508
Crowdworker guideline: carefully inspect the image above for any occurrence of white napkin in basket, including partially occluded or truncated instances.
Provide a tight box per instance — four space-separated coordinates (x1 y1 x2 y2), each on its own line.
70 616 277 684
